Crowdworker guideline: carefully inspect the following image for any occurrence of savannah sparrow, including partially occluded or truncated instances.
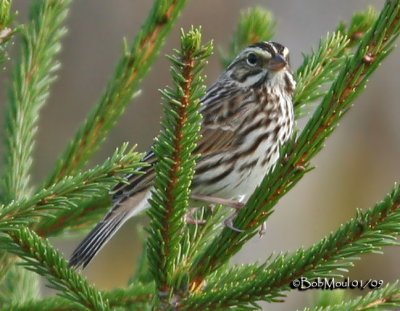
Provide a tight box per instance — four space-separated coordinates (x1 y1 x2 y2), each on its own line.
70 41 296 268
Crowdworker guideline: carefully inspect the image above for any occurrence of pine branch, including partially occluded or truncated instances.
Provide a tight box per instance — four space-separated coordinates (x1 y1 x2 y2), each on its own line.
5 282 155 311
221 7 275 67
0 0 71 303
0 0 13 66
305 282 400 311
188 0 400 286
293 32 349 117
182 184 400 309
0 144 142 236
294 8 377 117
2 0 72 203
0 263 40 306
1 227 109 310
337 6 378 47
45 0 188 185
146 27 212 304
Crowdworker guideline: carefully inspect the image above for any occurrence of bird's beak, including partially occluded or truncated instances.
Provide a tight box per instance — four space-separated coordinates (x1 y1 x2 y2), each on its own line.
267 54 287 71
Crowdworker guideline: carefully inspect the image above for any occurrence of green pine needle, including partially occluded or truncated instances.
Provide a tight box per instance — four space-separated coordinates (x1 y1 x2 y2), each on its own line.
294 32 349 117
305 281 400 311
1 227 109 310
338 6 379 47
45 0 188 186
0 0 13 65
294 7 377 118
2 0 72 203
146 27 212 303
0 144 142 236
4 281 156 311
221 7 275 67
182 184 400 309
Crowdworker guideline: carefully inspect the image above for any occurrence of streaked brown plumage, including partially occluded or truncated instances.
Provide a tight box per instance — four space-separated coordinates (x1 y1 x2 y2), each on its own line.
70 41 296 268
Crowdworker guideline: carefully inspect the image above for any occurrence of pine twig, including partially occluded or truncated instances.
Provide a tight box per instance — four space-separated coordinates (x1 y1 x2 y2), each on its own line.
0 144 142 236
294 7 377 117
182 184 400 309
146 27 212 304
294 32 349 117
0 0 13 65
305 282 400 311
2 0 72 203
5 282 156 311
1 227 109 311
45 0 188 185
188 0 400 286
220 7 275 67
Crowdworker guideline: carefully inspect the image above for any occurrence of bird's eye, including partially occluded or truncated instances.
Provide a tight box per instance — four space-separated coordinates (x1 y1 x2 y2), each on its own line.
246 53 258 66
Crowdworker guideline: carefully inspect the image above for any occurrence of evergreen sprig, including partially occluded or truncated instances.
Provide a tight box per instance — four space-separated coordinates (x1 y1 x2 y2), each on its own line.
294 7 377 117
45 0 188 185
221 7 275 67
188 0 400 286
2 0 72 203
0 144 142 235
0 0 72 303
338 6 378 47
146 27 212 304
182 184 400 309
0 0 13 65
5 281 155 311
294 32 349 117
1 227 109 311
305 282 400 311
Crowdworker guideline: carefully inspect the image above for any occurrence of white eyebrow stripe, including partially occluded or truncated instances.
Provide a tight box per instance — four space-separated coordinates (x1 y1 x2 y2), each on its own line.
270 43 278 54
282 46 289 57
247 47 272 58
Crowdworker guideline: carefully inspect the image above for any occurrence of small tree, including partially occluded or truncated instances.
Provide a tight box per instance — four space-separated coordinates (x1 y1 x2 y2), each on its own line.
0 0 400 310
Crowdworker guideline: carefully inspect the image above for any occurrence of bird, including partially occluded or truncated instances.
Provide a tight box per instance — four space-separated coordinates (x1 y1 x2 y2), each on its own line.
69 41 296 268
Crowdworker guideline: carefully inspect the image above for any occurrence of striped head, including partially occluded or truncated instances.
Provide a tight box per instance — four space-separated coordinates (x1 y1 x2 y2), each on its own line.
225 41 295 94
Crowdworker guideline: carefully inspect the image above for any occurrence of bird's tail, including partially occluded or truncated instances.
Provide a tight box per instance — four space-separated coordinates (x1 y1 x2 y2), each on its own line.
69 190 150 268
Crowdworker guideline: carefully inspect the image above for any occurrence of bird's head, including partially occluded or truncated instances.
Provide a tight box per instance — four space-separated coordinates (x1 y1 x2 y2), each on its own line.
226 41 294 92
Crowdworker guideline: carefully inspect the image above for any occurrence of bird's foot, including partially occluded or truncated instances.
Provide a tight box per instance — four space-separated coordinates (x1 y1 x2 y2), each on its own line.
184 207 206 225
191 194 245 209
189 194 246 231
224 211 244 232
258 221 267 237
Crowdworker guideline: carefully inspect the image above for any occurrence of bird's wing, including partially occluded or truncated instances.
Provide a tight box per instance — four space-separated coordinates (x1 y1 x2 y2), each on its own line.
111 83 250 200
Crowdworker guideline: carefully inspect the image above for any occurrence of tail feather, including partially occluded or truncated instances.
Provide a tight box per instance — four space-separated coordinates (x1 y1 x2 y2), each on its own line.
69 212 127 268
69 190 151 268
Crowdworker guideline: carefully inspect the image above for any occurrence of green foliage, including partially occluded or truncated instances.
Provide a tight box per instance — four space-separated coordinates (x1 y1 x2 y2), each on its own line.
338 6 379 47
221 7 275 67
45 0 188 185
0 0 13 65
146 27 212 304
0 144 142 235
0 0 72 303
0 0 399 310
294 7 377 117
3 0 71 203
294 32 350 117
2 227 109 310
305 281 400 311
182 184 400 309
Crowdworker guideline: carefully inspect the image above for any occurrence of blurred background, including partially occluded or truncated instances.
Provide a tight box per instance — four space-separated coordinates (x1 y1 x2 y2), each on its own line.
2 0 400 309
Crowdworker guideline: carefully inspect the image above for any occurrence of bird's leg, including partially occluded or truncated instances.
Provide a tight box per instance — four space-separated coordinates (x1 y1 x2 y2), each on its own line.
224 211 244 233
259 221 267 237
191 194 246 232
191 194 245 210
184 207 206 225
